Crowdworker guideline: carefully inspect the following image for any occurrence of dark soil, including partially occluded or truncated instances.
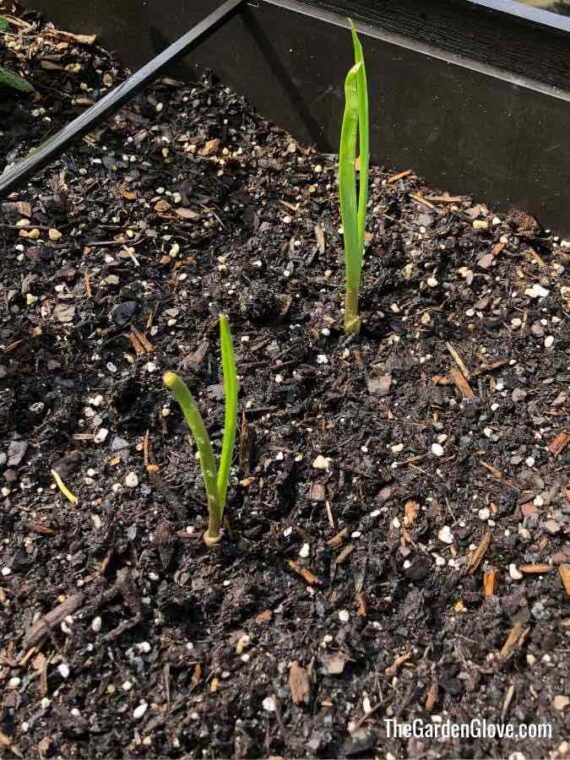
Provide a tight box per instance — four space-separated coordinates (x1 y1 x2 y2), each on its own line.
1 8 569 760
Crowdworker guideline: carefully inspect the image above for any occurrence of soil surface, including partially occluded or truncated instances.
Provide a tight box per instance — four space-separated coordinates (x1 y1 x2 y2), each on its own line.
1 7 570 760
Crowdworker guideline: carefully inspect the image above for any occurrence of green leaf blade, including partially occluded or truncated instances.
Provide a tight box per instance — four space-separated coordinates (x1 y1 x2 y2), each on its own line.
216 314 238 512
350 19 370 253
0 66 34 93
163 371 220 528
339 62 362 294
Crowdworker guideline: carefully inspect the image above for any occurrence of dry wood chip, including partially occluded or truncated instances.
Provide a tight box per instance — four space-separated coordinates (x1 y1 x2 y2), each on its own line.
480 460 504 479
175 207 201 221
314 224 325 253
431 374 451 386
335 544 354 565
387 169 413 183
308 482 326 502
191 663 202 687
466 531 492 574
25 521 57 536
499 621 529 661
519 564 553 574
0 731 22 758
128 331 145 354
483 567 498 596
44 28 97 45
199 138 221 156
472 358 509 377
410 193 436 210
326 526 349 548
154 199 170 213
425 682 438 711
560 565 570 597
289 661 310 705
153 520 175 569
287 560 319 586
385 651 412 678
426 193 464 203
548 431 570 457
356 592 367 617
445 341 471 379
131 326 153 353
404 500 419 526
320 652 349 675
449 368 475 399
23 593 84 649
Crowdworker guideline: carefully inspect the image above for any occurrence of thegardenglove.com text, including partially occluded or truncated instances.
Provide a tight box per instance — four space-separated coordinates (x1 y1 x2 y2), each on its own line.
385 718 553 741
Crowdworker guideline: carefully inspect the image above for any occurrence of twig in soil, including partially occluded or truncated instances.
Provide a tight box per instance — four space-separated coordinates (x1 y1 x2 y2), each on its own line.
385 651 413 678
286 559 320 586
465 530 491 575
445 341 471 379
548 430 570 457
559 565 570 597
163 314 238 547
387 169 412 183
22 593 84 650
498 621 529 662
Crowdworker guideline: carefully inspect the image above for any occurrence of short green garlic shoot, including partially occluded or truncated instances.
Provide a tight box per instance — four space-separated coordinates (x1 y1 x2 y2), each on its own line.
163 314 238 547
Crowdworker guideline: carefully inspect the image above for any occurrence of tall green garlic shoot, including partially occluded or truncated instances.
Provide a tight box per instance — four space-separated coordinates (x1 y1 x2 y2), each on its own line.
163 314 238 547
339 20 370 334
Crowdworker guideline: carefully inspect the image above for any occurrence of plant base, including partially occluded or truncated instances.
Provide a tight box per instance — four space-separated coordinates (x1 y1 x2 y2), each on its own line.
203 529 222 547
344 288 362 334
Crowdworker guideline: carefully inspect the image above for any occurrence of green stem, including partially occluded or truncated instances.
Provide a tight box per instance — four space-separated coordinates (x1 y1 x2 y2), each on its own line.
163 371 221 542
344 287 362 334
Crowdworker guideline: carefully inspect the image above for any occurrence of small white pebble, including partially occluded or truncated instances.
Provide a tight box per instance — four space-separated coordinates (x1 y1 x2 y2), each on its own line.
94 428 109 444
262 696 277 713
338 609 350 623
478 507 491 521
544 336 554 349
133 702 148 719
312 454 330 470
525 284 549 299
125 472 139 488
299 543 310 559
438 526 454 544
58 663 70 679
1 567 11 576
509 563 523 580
316 354 329 365
431 443 444 457
122 680 133 691
91 616 102 633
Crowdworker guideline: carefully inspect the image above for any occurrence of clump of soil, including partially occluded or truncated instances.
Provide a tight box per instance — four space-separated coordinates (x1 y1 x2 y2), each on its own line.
1 8 569 760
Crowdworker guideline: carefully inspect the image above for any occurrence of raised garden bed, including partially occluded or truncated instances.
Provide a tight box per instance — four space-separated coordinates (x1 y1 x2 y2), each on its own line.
1 4 569 759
